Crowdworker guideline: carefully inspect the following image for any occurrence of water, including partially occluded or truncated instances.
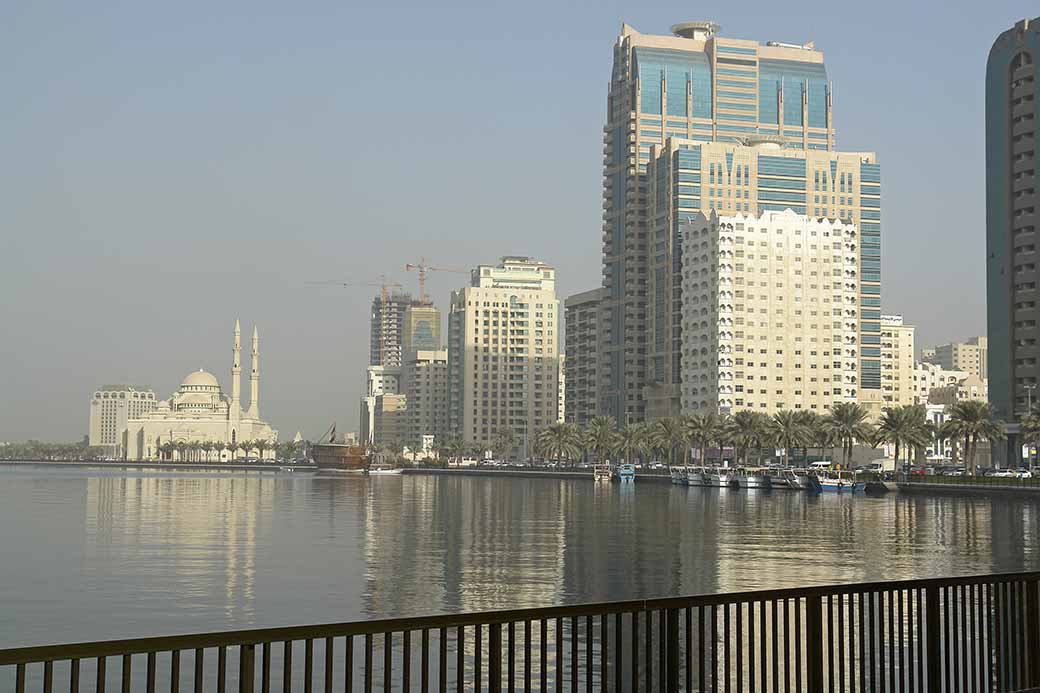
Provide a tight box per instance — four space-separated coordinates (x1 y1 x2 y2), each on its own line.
1 465 1038 649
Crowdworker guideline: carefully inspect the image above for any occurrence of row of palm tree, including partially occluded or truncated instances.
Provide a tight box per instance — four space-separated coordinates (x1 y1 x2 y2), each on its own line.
0 440 106 460
156 438 290 462
526 400 1007 473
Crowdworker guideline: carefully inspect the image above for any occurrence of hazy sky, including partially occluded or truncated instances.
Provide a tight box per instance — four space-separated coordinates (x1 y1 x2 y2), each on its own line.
0 0 1029 441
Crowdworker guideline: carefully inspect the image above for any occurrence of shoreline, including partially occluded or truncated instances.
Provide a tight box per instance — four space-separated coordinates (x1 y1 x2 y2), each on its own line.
0 459 316 472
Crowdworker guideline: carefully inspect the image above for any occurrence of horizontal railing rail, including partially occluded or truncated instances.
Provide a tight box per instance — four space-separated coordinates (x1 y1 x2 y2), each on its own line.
4 571 1039 691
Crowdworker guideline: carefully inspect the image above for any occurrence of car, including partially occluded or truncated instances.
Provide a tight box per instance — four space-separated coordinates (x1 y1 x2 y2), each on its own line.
991 469 1016 478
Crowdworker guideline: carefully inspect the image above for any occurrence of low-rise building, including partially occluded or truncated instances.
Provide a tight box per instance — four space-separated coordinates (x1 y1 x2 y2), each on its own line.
912 362 968 405
89 385 157 457
922 337 988 380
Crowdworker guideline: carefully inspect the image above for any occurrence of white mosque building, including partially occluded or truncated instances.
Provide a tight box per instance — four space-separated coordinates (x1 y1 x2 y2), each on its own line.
124 320 278 460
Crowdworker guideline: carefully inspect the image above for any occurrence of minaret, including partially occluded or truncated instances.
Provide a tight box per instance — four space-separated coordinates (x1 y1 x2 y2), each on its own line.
247 324 260 419
231 319 242 420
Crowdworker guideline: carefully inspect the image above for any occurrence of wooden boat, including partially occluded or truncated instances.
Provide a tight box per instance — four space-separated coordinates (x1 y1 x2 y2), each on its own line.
313 444 369 473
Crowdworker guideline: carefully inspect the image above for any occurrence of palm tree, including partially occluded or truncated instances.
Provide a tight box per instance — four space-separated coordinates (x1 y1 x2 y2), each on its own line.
175 441 187 462
824 402 873 469
683 412 720 466
534 423 582 466
1021 408 1040 469
490 428 516 462
650 418 688 468
943 401 1005 475
443 437 465 466
255 438 271 461
770 410 808 467
585 416 619 465
613 424 647 465
875 405 932 475
159 441 175 461
725 411 765 466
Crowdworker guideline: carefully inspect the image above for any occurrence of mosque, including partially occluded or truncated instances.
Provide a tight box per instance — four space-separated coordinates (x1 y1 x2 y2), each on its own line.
124 320 278 460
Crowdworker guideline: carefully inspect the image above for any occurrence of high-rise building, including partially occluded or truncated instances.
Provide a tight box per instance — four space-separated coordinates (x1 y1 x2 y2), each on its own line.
402 304 441 360
564 288 607 426
557 355 566 423
401 349 449 448
879 315 916 409
601 21 880 422
922 337 988 381
89 385 157 457
986 17 1040 465
448 257 560 455
370 292 414 368
680 209 859 414
645 137 881 417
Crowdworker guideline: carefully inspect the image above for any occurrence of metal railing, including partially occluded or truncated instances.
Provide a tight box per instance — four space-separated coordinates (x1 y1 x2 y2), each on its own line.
2 572 1038 692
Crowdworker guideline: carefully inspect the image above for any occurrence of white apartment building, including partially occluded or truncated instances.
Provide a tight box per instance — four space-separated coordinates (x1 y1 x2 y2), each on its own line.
912 362 969 405
448 257 560 455
359 365 401 445
880 315 916 408
89 385 157 457
923 337 988 380
681 209 860 414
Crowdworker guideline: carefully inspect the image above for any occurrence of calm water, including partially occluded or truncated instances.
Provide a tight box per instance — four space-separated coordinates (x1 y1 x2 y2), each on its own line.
2 465 1039 648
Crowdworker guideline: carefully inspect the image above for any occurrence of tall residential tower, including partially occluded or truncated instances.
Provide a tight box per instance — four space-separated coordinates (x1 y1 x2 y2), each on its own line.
986 16 1040 465
601 21 880 421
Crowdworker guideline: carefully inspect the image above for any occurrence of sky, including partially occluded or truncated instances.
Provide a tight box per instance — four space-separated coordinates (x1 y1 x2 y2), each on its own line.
0 0 1031 441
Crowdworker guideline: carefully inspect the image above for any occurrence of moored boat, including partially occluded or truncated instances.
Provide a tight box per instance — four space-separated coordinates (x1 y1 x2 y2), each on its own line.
685 467 706 487
703 467 737 488
670 466 688 485
819 470 865 493
766 468 795 489
617 463 636 483
791 469 823 492
366 464 403 475
735 467 772 489
593 463 613 482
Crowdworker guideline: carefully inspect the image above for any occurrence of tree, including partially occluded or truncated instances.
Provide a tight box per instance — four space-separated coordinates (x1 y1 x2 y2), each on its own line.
824 402 873 469
1021 408 1040 469
943 400 1005 475
490 428 516 461
651 417 688 468
534 423 583 466
159 441 175 461
770 410 808 467
175 441 188 462
613 424 647 465
875 405 932 474
725 411 767 466
443 438 465 467
584 416 618 465
684 413 721 466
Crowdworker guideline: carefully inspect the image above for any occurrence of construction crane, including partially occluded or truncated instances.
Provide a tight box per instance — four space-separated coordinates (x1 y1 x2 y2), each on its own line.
405 257 467 304
307 276 403 365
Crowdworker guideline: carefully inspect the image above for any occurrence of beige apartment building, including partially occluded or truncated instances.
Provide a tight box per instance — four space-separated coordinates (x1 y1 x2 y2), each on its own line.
879 315 916 408
912 362 969 405
400 348 449 447
923 337 988 380
89 385 157 457
448 257 560 456
680 209 860 414
563 288 607 426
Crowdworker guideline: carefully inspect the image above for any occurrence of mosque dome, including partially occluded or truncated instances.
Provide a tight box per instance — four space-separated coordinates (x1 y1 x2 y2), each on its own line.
180 369 220 390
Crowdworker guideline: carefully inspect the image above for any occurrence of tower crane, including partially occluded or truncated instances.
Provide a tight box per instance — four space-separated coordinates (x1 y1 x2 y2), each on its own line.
307 276 403 365
404 258 467 304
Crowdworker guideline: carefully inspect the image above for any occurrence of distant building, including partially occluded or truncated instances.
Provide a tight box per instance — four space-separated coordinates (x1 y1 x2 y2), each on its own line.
401 349 449 448
557 355 566 423
912 362 969 405
922 337 988 380
370 292 414 368
89 385 157 457
564 288 606 427
402 304 441 360
680 209 859 415
986 16 1040 465
124 321 277 460
359 365 400 445
930 375 989 406
448 257 560 456
370 394 407 449
880 315 916 408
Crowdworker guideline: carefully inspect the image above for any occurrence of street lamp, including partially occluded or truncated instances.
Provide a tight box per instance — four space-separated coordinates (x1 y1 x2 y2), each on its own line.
1025 383 1037 414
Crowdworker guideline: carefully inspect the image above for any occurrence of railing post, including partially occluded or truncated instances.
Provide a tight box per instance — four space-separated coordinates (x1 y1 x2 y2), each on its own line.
925 586 941 692
489 623 502 693
1028 578 1040 688
666 608 679 692
805 595 824 693
240 643 255 693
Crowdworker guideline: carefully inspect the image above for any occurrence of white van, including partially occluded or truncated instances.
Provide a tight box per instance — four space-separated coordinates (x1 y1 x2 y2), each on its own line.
809 461 832 470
